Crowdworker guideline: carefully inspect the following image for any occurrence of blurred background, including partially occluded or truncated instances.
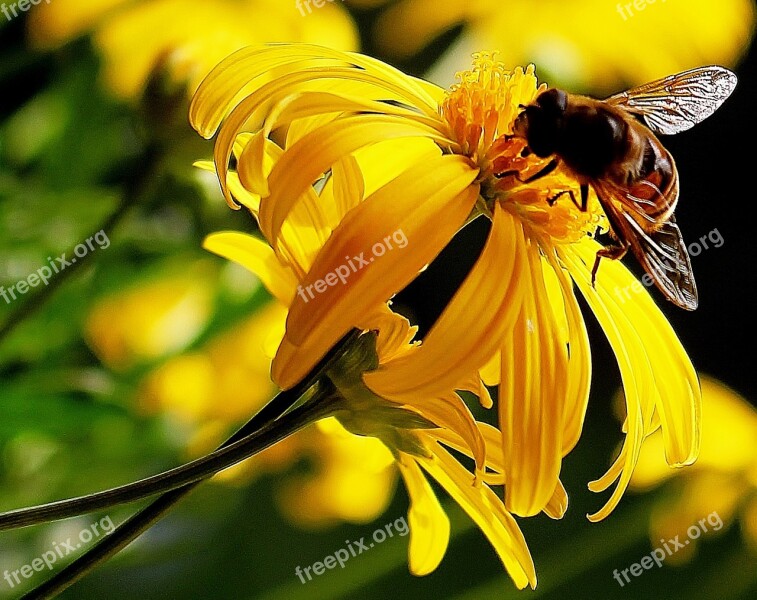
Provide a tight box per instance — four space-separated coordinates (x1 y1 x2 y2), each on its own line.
1 1 756 598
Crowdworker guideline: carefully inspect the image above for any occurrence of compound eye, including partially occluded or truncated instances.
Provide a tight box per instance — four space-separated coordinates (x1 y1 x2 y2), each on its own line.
537 88 568 114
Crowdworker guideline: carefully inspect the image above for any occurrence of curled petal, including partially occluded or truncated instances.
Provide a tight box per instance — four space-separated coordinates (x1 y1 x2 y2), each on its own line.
203 233 297 305
417 441 537 590
562 241 700 521
365 204 526 402
498 233 568 517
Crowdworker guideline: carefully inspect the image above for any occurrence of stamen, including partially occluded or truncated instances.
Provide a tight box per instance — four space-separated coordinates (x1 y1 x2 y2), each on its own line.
442 54 605 244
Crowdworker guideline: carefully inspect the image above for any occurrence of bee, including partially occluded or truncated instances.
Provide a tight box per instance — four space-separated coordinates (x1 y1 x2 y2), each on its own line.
511 66 737 310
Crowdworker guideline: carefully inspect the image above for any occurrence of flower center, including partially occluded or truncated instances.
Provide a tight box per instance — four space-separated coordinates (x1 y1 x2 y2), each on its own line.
441 53 604 244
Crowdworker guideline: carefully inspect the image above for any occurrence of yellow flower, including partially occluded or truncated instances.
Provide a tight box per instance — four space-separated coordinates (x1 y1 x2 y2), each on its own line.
140 302 284 424
630 375 757 560
198 112 539 587
328 322 540 586
275 417 398 528
191 45 701 524
351 0 754 92
27 0 358 99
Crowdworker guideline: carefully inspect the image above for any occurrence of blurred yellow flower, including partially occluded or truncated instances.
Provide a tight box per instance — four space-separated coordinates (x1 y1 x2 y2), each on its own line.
191 45 700 525
27 0 358 98
85 263 216 370
140 302 284 424
630 375 757 561
351 0 755 92
276 417 398 528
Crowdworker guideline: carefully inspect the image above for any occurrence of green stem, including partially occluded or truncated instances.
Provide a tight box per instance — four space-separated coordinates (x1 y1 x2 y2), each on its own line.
0 330 360 531
13 329 361 599
20 393 341 600
0 384 310 530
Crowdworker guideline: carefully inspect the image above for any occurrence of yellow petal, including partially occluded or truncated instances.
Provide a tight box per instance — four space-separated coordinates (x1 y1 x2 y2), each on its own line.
417 441 537 590
540 250 591 455
202 232 297 305
543 479 569 520
259 114 454 245
272 154 479 389
398 454 450 576
354 137 443 199
631 375 757 490
479 349 501 387
260 90 444 141
329 154 365 226
457 371 493 409
365 204 525 402
499 235 568 518
241 90 444 200
561 240 700 521
190 44 442 139
197 160 263 215
198 57 450 210
432 422 503 473
429 421 571 521
574 241 700 466
361 304 419 363
233 133 336 277
400 391 487 480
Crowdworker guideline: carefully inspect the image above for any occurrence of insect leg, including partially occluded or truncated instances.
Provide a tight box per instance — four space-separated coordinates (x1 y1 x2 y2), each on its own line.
548 183 590 210
591 243 629 288
579 183 589 212
547 189 575 206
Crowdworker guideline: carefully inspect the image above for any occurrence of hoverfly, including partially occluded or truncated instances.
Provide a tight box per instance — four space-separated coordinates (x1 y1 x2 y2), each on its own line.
512 66 737 310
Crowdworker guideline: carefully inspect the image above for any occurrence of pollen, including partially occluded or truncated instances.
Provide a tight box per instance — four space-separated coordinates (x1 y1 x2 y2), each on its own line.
441 52 537 161
441 52 603 244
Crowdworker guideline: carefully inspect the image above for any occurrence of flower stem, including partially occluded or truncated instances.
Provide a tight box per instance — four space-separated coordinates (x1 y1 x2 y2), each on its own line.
0 329 360 531
20 391 341 600
12 329 361 599
0 383 317 530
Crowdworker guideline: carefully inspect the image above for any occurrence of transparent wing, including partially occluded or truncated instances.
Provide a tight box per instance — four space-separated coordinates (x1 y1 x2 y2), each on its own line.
594 181 698 310
607 66 737 135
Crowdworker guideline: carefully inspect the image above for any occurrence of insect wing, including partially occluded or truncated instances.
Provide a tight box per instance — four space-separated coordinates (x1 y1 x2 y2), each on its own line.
606 66 737 135
594 180 698 310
